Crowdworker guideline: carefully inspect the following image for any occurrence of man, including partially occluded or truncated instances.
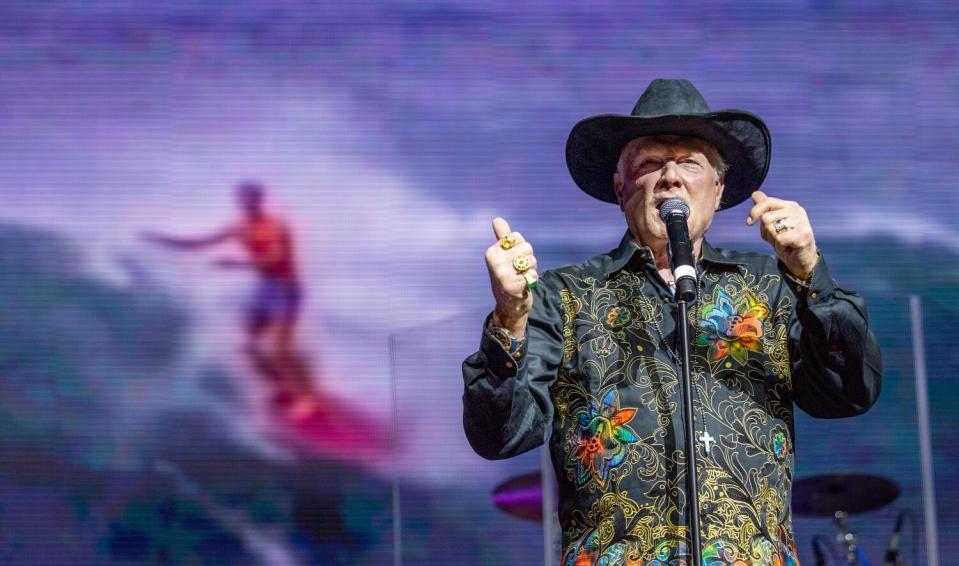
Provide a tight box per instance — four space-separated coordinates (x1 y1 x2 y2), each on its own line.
144 181 302 355
463 79 882 564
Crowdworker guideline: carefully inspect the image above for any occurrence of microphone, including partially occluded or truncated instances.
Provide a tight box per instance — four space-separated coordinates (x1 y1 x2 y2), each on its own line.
883 510 907 566
659 199 698 302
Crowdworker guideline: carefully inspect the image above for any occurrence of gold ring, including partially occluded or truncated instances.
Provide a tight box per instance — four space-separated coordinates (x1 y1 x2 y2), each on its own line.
522 271 537 290
774 220 790 234
512 255 532 273
499 233 518 250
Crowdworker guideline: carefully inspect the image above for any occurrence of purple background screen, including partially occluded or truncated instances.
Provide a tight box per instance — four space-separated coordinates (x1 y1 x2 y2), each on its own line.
0 1 956 564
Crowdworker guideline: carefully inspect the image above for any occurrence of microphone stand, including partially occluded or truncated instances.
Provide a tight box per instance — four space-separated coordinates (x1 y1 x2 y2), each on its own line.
676 297 702 566
661 199 703 564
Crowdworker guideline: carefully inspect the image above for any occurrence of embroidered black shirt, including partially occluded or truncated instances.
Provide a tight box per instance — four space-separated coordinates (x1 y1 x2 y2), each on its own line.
462 233 882 565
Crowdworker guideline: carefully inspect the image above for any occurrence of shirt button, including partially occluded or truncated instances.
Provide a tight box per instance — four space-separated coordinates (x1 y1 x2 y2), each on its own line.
505 361 513 369
810 292 817 299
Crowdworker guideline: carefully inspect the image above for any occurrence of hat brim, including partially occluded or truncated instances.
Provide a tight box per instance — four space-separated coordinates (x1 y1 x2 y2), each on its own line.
565 110 770 210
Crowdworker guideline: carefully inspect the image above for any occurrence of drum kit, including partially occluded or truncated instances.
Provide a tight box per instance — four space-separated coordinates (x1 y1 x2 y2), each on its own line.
492 472 906 565
793 474 905 565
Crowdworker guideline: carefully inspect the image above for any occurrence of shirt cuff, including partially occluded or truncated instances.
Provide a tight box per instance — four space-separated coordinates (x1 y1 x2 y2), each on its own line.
781 253 837 305
481 313 528 379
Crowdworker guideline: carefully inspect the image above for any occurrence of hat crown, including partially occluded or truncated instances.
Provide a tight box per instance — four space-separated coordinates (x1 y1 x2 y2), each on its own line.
566 78 770 209
631 79 711 118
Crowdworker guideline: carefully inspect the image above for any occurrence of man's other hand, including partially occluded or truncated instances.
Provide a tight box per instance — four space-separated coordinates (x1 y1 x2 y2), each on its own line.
746 191 819 281
485 218 536 336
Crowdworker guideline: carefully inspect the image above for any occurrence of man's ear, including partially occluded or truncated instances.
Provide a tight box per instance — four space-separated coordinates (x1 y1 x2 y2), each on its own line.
714 176 725 210
613 172 625 211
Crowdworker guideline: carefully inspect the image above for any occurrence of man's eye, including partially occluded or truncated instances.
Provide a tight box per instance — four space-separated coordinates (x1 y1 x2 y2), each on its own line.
637 160 662 171
680 160 703 170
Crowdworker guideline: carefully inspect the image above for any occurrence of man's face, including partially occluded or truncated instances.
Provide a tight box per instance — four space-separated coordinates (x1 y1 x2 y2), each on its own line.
613 136 724 250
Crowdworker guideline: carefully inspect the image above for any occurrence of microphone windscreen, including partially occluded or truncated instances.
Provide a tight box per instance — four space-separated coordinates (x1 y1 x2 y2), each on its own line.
660 198 690 221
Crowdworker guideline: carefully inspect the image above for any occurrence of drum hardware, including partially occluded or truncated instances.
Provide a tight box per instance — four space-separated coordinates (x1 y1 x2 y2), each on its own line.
794 474 901 565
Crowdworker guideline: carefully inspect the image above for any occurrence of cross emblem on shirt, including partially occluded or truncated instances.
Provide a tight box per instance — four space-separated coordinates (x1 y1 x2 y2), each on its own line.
698 431 715 455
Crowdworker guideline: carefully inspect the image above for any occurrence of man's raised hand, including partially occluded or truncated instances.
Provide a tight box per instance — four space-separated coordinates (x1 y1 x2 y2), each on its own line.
485 218 537 336
746 191 819 281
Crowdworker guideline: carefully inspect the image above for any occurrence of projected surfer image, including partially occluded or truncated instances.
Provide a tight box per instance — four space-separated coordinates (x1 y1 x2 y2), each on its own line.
143 181 390 462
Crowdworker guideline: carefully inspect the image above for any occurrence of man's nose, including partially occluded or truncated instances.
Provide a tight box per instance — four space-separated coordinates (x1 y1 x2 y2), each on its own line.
659 161 683 187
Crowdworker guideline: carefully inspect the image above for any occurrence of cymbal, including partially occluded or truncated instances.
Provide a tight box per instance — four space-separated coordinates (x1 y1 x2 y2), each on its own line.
491 472 542 522
792 474 900 516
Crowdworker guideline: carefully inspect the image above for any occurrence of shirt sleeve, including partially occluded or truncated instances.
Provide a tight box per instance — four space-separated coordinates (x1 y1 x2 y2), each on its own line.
786 254 883 418
461 273 567 459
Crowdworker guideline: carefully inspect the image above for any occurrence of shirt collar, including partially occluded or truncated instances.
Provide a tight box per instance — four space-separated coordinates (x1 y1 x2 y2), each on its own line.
700 239 748 267
605 231 746 276
605 231 651 275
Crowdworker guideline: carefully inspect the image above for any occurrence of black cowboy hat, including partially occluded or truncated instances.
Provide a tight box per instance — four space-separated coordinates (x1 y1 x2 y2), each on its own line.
565 79 770 210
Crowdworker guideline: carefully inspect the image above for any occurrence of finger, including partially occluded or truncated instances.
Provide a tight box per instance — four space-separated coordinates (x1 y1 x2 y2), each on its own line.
760 218 787 244
508 231 527 246
492 217 512 240
513 252 537 272
505 249 537 274
486 234 528 263
760 210 790 228
763 209 812 238
510 242 534 259
769 220 814 248
747 196 789 225
776 227 814 248
746 196 768 225
774 230 804 248
492 242 533 266
521 269 539 290
759 224 772 245
748 191 769 223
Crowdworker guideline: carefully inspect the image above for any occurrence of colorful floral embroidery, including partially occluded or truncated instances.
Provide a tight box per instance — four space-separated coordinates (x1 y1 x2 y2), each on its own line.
647 540 688 566
606 306 630 327
563 529 600 566
567 388 640 489
773 431 788 460
597 542 629 566
703 539 750 566
564 538 636 566
697 288 769 364
565 536 686 566
779 539 800 566
564 537 794 566
752 530 801 566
